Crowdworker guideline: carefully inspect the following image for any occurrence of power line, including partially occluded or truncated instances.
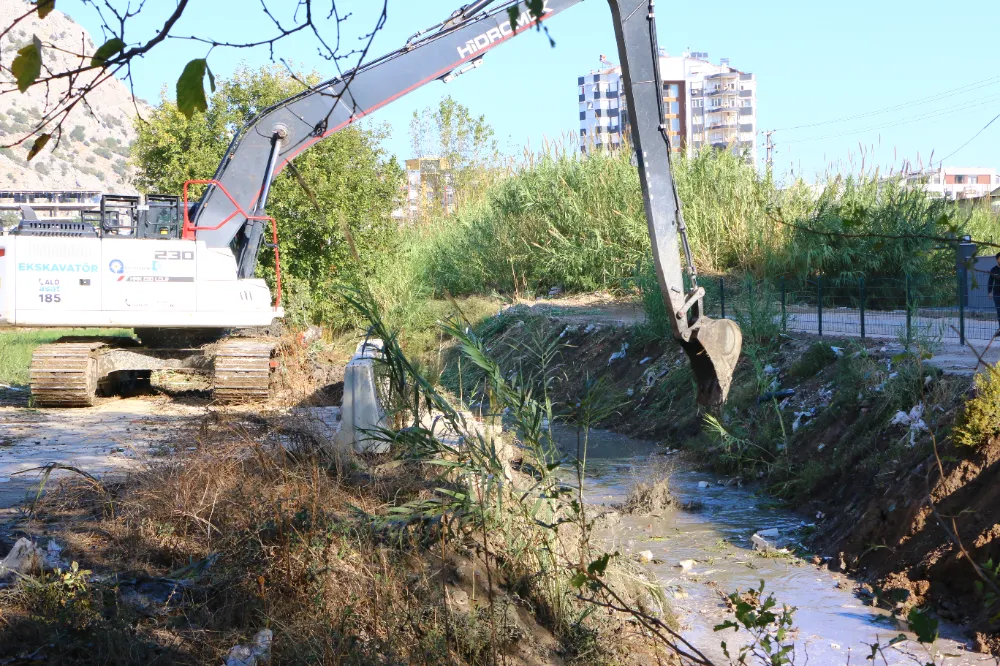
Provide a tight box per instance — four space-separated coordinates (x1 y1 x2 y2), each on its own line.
774 74 1000 132
781 92 1000 145
934 112 1000 166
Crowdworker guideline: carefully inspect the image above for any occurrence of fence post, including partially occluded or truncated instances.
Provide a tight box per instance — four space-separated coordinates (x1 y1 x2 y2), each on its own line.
720 277 726 319
859 277 866 339
817 276 823 337
905 275 912 345
958 265 966 346
780 276 787 332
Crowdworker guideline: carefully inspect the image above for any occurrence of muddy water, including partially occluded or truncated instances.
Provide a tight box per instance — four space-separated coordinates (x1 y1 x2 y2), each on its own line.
552 426 989 664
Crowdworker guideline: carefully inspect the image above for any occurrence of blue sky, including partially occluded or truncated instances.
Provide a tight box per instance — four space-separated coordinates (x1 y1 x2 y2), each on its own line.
60 0 1000 179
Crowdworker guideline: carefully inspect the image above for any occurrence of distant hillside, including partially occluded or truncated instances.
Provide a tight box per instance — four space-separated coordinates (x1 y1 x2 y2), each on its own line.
0 0 148 192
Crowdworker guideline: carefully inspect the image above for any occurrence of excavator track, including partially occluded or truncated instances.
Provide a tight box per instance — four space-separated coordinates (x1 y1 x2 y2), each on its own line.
213 338 276 403
29 341 107 407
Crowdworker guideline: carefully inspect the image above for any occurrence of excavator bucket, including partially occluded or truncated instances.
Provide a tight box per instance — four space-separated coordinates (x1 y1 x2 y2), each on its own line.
679 317 743 406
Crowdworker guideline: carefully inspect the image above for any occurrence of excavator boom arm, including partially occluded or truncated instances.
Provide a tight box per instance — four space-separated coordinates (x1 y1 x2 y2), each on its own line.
192 0 584 261
193 0 740 404
609 0 742 404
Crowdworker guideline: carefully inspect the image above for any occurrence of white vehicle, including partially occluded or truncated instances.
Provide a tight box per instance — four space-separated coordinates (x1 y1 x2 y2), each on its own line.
0 0 741 407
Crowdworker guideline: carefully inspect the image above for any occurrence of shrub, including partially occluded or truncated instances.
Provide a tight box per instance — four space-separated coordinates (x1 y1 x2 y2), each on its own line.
788 342 837 378
729 275 782 345
954 368 1000 447
70 125 85 141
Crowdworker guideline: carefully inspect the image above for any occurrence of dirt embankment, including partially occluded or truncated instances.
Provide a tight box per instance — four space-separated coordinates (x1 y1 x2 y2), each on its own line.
456 306 1000 647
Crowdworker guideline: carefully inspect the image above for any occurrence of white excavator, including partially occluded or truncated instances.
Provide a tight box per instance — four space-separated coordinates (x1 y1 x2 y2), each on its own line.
0 0 741 407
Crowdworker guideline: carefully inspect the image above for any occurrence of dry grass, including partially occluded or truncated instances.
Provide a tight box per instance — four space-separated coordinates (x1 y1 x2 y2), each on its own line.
0 405 660 665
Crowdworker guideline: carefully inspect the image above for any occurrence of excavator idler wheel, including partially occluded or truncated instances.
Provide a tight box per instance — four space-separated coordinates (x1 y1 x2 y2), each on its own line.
29 341 107 407
680 317 743 406
213 338 277 404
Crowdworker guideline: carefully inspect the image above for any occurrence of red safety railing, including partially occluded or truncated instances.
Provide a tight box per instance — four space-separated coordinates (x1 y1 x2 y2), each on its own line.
182 179 282 308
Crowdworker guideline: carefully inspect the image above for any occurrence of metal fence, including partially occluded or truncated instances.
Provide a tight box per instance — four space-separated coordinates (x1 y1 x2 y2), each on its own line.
698 271 999 344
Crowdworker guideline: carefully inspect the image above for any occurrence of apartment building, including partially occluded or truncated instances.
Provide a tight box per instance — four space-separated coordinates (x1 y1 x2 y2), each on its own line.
578 51 757 163
391 157 455 223
902 166 1000 201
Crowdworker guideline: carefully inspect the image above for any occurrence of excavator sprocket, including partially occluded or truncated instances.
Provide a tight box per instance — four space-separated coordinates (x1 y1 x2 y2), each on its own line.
29 341 107 407
681 317 743 406
213 338 277 404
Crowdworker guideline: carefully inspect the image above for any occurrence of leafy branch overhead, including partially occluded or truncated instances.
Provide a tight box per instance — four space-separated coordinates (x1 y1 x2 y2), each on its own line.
11 36 42 93
0 0 389 156
176 59 215 119
507 0 555 46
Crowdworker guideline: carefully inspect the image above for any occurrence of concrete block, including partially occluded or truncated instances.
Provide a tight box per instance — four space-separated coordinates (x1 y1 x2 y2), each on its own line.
334 339 388 453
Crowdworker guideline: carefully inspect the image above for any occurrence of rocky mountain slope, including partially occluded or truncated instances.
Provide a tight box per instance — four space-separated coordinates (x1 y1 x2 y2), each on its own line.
0 0 147 192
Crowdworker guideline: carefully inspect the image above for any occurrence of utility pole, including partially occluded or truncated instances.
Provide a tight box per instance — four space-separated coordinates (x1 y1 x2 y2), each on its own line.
765 130 774 171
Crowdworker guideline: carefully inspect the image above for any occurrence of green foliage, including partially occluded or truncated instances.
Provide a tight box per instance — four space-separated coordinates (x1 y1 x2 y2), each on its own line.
0 328 131 387
175 58 215 119
132 65 403 327
954 367 1000 447
411 146 649 296
12 37 42 93
343 290 673 657
408 96 500 217
788 342 838 378
90 37 125 66
730 275 782 345
36 0 56 19
715 581 797 665
22 562 97 629
906 607 939 643
26 133 48 161
69 125 85 141
767 175 964 292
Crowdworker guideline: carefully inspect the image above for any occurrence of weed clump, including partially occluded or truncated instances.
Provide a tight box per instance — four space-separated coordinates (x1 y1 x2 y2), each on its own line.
788 342 837 378
954 368 1000 448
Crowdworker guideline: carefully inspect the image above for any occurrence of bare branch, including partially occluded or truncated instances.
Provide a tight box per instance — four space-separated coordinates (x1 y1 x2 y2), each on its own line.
0 0 390 155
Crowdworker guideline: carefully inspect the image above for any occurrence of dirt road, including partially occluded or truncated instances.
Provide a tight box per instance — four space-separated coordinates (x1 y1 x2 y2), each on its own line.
511 294 1000 375
0 397 207 510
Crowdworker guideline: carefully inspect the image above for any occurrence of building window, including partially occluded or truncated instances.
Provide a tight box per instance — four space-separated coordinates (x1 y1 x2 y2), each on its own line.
580 128 586 136
580 111 586 120
670 118 680 131
955 175 965 184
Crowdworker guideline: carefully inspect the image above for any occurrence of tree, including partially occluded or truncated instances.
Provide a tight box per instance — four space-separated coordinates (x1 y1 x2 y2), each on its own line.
132 65 403 326
408 95 499 215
